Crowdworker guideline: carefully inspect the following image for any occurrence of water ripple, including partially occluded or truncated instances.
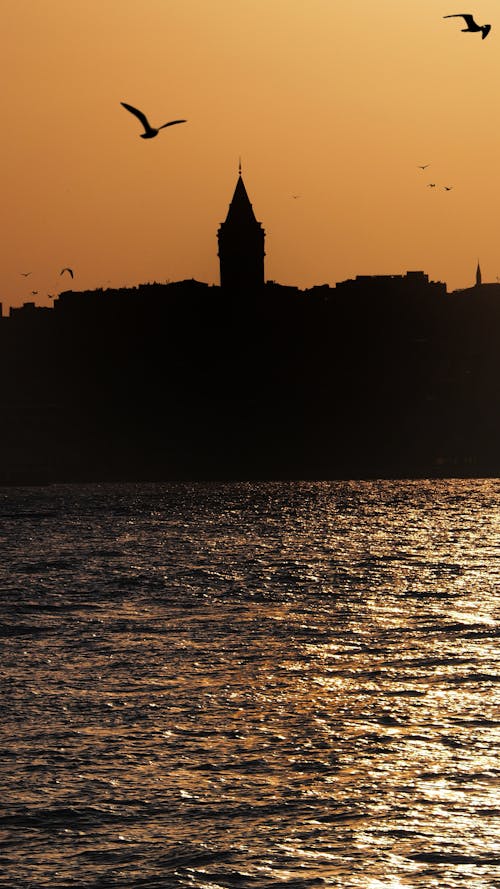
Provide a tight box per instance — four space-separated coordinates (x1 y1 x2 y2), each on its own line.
0 480 498 888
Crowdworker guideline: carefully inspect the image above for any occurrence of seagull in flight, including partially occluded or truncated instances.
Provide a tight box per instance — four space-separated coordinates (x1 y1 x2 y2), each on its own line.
427 183 436 188
20 271 31 276
444 14 491 39
120 102 187 139
60 267 74 278
417 164 430 170
443 186 453 191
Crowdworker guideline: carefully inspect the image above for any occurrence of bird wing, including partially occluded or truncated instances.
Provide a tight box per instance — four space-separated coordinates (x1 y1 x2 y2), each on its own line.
60 267 74 278
158 119 187 129
461 14 478 27
121 102 152 131
444 14 477 27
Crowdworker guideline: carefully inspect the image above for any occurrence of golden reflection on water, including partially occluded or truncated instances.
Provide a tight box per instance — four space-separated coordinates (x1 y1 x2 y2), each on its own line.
0 480 499 887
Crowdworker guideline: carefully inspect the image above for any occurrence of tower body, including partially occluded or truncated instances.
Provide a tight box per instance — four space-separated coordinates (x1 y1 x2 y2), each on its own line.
217 173 265 290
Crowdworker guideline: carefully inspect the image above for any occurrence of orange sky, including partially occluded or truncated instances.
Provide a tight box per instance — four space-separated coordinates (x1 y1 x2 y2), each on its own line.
2 0 500 307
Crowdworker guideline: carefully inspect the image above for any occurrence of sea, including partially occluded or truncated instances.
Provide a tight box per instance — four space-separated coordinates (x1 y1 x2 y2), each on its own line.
0 480 499 889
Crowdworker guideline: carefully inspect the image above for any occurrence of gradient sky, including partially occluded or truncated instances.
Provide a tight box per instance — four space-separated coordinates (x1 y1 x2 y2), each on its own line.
2 0 500 307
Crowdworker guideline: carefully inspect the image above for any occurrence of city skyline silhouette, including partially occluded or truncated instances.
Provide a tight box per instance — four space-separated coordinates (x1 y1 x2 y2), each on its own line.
2 166 500 483
3 1 500 482
2 163 494 313
3 1 500 308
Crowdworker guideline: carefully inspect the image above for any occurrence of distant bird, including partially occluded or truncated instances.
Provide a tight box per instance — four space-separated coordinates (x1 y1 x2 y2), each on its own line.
20 271 31 277
60 267 74 278
120 102 187 139
418 164 430 170
443 186 453 191
291 194 301 199
31 291 38 295
444 14 491 39
427 183 436 188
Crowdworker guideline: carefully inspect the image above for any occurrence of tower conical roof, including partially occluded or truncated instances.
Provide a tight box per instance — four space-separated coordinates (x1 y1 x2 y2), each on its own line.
224 174 259 225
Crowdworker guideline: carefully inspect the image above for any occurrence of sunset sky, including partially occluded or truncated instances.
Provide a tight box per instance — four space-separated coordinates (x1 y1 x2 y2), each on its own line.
2 0 500 308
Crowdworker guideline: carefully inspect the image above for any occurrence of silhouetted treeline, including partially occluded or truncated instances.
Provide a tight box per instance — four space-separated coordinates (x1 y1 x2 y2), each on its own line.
1 274 500 482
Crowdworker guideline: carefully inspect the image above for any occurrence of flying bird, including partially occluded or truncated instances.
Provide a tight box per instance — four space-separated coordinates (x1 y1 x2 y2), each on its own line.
444 186 453 191
444 14 491 39
120 102 187 139
427 183 436 188
20 271 31 277
417 164 430 170
60 267 74 278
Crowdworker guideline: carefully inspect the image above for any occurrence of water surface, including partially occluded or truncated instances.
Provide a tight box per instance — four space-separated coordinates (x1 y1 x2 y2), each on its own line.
1 480 499 888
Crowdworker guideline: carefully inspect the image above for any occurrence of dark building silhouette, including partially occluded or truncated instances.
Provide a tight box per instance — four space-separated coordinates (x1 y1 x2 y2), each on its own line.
217 166 265 290
451 260 500 298
334 270 446 299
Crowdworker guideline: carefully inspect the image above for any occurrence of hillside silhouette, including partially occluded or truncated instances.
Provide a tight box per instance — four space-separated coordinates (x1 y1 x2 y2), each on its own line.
2 270 500 483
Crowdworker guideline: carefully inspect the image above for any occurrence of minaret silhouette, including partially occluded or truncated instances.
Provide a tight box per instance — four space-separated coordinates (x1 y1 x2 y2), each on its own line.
476 260 482 287
217 164 265 290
